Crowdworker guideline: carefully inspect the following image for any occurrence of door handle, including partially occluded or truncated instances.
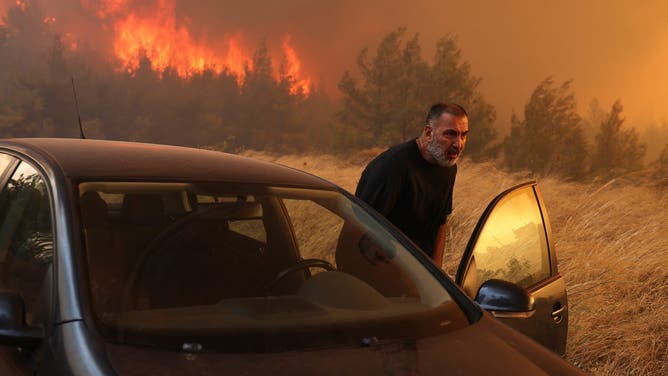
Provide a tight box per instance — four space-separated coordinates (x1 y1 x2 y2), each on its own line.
551 304 566 324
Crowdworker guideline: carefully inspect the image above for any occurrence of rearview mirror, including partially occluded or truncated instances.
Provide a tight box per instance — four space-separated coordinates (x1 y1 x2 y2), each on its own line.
0 290 44 348
474 279 535 318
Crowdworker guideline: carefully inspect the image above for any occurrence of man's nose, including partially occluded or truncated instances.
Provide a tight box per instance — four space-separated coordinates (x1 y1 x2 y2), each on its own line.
453 134 463 148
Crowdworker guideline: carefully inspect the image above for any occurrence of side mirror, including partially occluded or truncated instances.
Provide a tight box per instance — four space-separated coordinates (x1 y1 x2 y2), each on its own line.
0 290 44 348
474 279 535 318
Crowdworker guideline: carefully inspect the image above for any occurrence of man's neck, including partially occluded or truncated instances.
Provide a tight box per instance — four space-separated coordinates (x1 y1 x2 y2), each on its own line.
415 136 435 164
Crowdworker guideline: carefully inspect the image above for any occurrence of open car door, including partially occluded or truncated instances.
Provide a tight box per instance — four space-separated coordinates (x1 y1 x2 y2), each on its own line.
456 182 568 354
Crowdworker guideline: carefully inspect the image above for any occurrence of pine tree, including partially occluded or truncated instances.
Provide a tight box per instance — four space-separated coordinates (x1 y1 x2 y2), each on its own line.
591 100 646 179
338 29 497 157
504 77 588 180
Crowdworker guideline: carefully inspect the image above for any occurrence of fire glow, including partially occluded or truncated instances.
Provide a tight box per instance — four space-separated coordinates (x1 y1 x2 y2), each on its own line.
1 0 312 95
91 0 312 94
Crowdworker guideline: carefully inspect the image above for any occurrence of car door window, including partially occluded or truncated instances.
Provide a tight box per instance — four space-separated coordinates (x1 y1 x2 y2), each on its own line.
459 185 551 296
0 161 53 325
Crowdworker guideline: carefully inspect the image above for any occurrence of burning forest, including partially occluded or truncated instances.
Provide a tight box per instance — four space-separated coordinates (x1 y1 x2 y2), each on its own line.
4 0 312 89
1 0 322 150
1 0 667 180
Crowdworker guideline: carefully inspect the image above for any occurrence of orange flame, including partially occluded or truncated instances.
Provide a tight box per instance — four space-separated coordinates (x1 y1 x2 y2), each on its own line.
282 35 312 96
97 0 311 92
1 0 313 95
103 0 253 81
114 1 212 77
224 36 252 83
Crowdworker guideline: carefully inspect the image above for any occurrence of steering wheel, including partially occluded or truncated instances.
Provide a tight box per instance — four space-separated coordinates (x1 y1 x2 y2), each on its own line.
264 258 336 293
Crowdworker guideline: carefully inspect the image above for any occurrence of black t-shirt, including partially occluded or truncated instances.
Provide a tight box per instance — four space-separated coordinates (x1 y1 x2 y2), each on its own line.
355 139 457 257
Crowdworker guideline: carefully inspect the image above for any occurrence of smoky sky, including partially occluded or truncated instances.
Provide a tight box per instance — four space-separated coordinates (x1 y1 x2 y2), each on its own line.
179 0 668 128
5 0 668 128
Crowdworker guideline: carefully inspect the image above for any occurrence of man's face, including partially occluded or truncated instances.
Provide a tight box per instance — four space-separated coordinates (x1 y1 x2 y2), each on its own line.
426 113 469 167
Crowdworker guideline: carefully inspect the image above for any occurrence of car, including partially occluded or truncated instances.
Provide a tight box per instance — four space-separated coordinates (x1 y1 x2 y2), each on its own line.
0 138 580 375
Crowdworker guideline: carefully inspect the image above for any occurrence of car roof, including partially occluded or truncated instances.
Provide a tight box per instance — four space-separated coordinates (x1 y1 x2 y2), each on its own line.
0 138 334 189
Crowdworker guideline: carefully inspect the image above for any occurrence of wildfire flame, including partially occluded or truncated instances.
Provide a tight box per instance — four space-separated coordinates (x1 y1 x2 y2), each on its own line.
112 7 232 78
282 36 312 95
89 0 310 93
1 0 313 95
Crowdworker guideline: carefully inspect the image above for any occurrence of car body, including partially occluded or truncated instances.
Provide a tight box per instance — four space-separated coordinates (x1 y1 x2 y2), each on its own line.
0 138 580 375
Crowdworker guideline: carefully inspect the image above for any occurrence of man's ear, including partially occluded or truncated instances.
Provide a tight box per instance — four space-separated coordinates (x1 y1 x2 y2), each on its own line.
423 124 433 140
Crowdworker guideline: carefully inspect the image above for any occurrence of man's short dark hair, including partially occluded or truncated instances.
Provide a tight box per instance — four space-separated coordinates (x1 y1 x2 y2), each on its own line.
426 103 468 125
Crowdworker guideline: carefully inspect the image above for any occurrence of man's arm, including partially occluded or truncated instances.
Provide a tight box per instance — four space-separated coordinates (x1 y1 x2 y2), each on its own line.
432 222 447 268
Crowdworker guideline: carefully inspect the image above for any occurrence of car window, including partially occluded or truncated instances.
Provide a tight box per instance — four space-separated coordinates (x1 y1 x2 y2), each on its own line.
0 162 53 325
464 186 551 293
78 182 466 353
282 198 343 266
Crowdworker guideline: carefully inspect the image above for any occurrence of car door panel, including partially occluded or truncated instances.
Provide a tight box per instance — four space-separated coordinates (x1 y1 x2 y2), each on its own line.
493 275 568 355
456 182 568 354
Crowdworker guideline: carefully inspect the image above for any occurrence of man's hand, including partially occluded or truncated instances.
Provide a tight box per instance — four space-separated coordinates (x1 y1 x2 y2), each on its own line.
432 223 447 268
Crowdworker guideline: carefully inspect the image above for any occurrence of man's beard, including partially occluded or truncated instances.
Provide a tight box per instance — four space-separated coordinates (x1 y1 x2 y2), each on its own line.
427 138 460 167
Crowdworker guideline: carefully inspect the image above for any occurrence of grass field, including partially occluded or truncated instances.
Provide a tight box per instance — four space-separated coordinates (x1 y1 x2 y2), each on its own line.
243 149 668 375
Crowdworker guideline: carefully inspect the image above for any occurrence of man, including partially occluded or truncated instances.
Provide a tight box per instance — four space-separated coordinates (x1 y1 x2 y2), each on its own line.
355 103 469 267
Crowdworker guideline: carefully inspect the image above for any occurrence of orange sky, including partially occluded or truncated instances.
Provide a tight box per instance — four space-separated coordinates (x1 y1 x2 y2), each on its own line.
3 0 668 129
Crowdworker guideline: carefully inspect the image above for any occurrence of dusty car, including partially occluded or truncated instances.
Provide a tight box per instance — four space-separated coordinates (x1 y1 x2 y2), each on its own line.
0 138 579 375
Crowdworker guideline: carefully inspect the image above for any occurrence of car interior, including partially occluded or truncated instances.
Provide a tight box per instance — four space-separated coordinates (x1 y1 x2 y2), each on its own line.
77 182 465 352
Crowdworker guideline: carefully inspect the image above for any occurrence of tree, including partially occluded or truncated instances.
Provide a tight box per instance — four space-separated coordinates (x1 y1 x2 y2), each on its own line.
239 41 296 150
338 28 408 147
504 77 588 180
395 33 430 143
582 98 606 145
591 100 646 179
40 35 80 138
337 29 497 158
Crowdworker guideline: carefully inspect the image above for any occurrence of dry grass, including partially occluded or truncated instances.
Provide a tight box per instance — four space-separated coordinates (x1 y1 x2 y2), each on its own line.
241 150 668 375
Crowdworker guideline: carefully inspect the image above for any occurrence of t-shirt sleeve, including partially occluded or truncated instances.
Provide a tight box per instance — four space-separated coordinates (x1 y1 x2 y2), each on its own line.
355 158 401 216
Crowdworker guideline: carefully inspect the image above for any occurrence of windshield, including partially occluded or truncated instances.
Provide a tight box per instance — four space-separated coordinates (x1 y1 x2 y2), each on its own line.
78 181 466 353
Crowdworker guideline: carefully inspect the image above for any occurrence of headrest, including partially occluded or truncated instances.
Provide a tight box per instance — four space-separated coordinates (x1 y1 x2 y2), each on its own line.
80 191 109 228
121 194 165 225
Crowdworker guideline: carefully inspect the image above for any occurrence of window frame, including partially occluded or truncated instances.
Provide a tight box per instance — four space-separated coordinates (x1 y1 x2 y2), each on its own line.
456 182 557 292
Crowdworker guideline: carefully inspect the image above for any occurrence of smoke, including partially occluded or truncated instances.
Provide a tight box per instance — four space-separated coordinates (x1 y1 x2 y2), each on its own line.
2 0 668 129
163 0 668 128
